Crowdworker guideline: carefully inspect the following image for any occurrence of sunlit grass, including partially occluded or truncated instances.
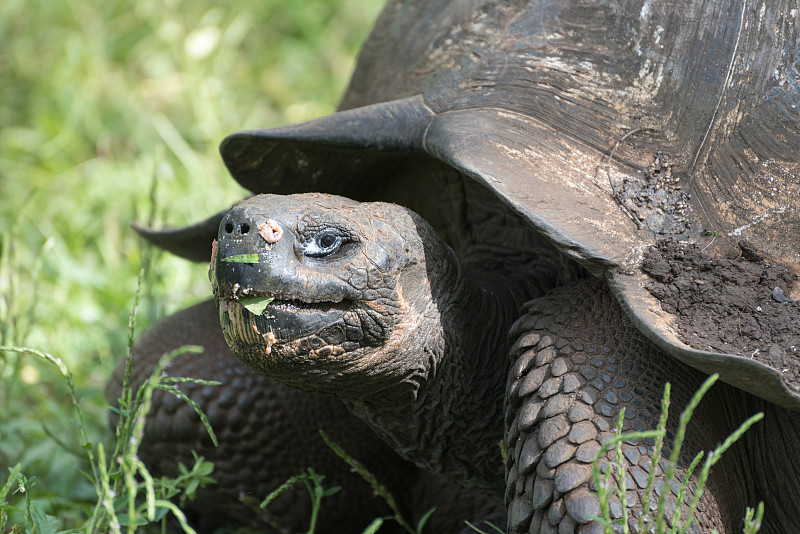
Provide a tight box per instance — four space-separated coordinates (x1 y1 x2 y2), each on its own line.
592 374 764 534
0 0 382 529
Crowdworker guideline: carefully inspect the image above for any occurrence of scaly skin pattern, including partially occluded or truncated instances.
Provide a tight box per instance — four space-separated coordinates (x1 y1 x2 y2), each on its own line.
505 281 728 533
212 194 800 533
505 280 800 533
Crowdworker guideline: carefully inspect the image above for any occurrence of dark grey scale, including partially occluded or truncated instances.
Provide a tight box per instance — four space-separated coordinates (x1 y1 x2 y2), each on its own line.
505 282 728 533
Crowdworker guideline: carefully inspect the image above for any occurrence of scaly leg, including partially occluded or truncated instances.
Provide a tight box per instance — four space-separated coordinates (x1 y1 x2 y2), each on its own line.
504 280 731 533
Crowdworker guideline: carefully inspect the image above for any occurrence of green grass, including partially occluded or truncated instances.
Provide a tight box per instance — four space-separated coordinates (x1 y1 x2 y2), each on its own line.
592 374 764 534
0 0 381 530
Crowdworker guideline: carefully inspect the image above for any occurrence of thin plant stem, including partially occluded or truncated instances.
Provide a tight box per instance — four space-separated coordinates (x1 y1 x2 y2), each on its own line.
639 383 671 532
678 411 764 534
668 450 703 531
655 374 719 533
613 409 630 533
97 443 122 534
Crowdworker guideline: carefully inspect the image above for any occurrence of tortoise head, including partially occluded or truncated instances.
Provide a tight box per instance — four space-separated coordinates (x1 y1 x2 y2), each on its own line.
209 193 455 401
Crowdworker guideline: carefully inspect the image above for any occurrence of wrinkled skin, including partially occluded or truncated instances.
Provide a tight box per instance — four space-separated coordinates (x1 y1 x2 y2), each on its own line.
211 194 435 401
212 193 800 533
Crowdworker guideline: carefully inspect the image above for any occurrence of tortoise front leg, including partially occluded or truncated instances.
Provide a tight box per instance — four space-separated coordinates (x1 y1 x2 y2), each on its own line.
504 280 731 533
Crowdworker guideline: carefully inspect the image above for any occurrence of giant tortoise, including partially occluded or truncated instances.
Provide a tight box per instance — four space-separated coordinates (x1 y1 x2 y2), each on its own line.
137 0 800 532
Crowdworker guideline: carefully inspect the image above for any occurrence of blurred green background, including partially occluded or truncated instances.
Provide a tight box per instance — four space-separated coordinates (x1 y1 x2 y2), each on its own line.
0 0 383 526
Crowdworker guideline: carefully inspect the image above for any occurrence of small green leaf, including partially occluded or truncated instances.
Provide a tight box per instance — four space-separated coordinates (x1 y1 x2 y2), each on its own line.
29 501 59 534
221 254 260 263
322 486 341 497
361 518 384 534
117 513 151 528
239 296 274 315
415 507 437 533
0 504 25 515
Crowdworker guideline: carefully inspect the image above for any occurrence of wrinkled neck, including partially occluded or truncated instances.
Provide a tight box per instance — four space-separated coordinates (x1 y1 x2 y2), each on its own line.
345 247 535 495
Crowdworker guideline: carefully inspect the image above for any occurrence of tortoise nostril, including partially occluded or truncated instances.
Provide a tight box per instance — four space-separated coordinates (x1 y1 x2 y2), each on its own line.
240 223 250 235
225 222 234 234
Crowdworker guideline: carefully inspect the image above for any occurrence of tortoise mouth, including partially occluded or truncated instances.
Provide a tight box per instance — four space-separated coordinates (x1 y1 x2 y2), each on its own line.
218 294 355 358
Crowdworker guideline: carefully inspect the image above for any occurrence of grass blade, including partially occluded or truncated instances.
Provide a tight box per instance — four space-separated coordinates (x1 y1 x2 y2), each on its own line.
319 430 417 534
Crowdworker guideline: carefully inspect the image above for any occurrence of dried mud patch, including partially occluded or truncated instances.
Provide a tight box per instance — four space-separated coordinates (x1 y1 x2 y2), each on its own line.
616 152 691 235
643 240 800 388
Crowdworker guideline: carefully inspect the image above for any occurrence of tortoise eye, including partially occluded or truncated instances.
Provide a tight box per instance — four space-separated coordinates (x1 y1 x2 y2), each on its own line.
318 233 337 249
304 229 343 258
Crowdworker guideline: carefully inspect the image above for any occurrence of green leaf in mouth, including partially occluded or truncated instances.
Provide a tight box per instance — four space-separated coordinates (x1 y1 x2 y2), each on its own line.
221 254 260 263
239 296 274 315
